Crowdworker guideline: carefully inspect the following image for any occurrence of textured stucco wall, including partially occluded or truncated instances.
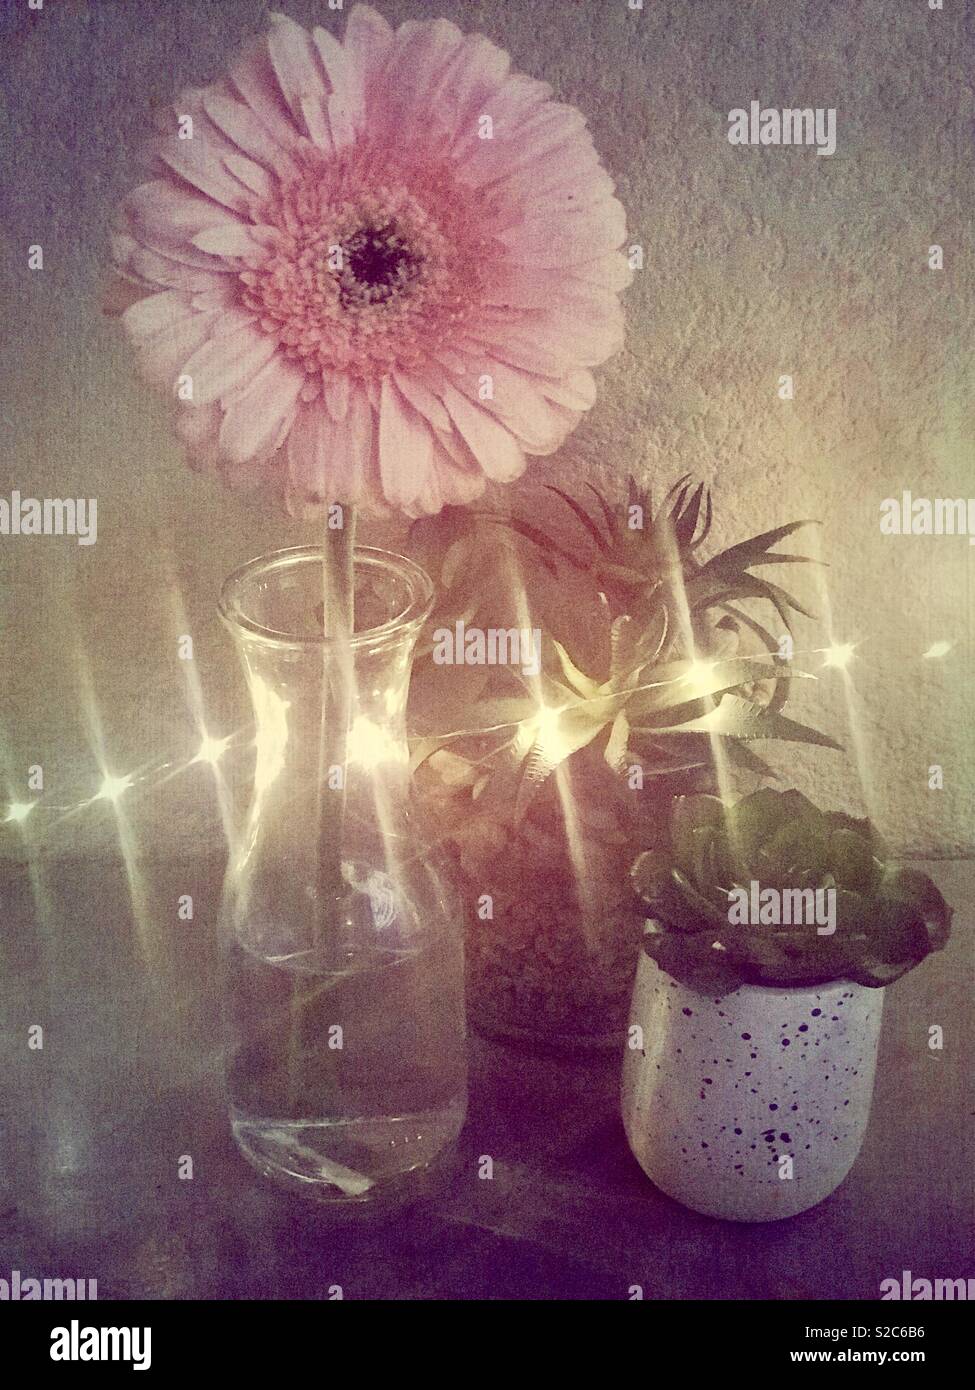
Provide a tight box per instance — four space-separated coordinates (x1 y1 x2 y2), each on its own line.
0 0 972 860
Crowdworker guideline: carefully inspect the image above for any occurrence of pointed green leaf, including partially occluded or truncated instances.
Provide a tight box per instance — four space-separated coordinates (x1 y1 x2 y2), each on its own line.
544 485 610 552
650 695 842 749
702 520 818 570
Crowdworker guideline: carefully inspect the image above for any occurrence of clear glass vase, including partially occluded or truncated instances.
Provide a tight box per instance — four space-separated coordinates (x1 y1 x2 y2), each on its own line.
218 545 467 1206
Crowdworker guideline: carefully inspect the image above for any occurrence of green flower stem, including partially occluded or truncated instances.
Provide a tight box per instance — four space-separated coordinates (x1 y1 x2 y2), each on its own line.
317 508 357 957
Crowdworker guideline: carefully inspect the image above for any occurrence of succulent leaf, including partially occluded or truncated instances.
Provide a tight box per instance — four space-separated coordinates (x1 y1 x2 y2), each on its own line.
632 789 952 995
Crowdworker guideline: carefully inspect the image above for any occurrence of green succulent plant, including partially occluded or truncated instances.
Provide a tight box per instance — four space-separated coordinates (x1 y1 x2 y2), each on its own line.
631 789 952 995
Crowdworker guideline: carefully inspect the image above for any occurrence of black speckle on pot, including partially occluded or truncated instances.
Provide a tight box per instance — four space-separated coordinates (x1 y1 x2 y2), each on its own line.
625 972 883 1220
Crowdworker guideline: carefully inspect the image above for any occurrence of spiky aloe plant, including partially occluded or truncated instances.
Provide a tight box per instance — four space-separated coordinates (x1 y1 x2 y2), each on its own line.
408 480 836 821
503 474 818 641
631 789 952 995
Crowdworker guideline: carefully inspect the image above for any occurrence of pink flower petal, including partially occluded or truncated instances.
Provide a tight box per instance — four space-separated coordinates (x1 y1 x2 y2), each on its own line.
462 102 588 188
473 298 626 378
220 152 275 202
499 200 628 268
219 356 305 464
419 421 488 515
365 19 465 144
202 83 300 179
134 310 223 390
430 444 485 510
123 180 243 257
467 71 552 147
323 373 351 423
393 371 452 434
341 3 395 113
266 14 332 150
175 401 222 462
286 387 382 510
122 290 198 343
440 384 525 484
379 378 435 511
112 231 228 292
458 322 572 378
480 263 620 312
191 223 273 261
426 34 512 150
539 369 598 412
229 36 305 152
540 305 626 367
567 253 634 292
180 321 279 405
312 26 361 147
285 400 331 498
346 387 383 507
191 286 238 313
483 155 615 230
448 360 571 455
153 109 257 216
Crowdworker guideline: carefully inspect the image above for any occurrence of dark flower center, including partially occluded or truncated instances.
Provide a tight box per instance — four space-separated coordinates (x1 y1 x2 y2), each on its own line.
337 221 424 307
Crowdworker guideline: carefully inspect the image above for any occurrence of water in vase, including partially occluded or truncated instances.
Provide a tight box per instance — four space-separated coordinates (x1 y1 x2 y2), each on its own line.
227 910 466 1201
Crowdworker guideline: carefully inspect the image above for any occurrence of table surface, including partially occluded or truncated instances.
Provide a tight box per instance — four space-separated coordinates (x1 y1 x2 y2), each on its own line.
0 854 971 1301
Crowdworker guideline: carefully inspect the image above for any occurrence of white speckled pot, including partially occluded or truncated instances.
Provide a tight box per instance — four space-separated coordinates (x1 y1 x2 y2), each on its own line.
621 954 885 1221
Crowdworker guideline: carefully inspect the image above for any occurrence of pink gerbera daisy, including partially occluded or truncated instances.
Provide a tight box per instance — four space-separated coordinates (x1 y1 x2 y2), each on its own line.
112 5 630 517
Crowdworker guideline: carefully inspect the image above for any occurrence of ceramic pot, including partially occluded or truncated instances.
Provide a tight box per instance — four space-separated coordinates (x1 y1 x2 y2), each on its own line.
621 953 884 1221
